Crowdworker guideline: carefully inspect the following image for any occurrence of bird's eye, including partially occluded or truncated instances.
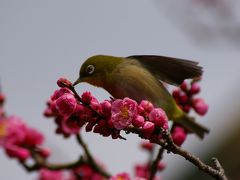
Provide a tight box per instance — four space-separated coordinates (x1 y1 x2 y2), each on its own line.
86 64 95 75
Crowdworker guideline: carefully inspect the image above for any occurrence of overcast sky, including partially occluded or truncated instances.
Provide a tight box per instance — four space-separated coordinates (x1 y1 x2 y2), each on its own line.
1 1 240 179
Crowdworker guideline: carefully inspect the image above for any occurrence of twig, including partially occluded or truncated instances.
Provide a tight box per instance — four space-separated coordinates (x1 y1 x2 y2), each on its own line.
127 126 228 180
76 133 111 178
149 147 165 180
21 155 85 172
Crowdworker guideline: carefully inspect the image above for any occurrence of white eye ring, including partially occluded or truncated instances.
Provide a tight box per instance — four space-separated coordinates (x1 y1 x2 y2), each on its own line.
86 64 95 75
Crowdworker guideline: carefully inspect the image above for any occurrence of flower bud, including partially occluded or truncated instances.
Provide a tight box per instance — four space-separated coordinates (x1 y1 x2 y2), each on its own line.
171 126 187 146
148 108 168 128
190 83 201 95
55 93 77 116
142 121 155 135
81 91 93 104
192 98 209 116
57 78 72 88
132 115 145 128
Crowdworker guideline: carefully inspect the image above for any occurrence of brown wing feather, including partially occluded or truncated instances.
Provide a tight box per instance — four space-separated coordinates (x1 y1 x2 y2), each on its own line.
126 55 203 86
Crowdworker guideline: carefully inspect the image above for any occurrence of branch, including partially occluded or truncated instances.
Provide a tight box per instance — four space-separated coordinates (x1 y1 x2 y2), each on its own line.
149 147 165 180
76 133 111 178
20 154 85 172
127 126 228 180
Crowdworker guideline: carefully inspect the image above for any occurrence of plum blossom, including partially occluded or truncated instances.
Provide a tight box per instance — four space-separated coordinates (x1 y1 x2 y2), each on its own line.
111 98 138 130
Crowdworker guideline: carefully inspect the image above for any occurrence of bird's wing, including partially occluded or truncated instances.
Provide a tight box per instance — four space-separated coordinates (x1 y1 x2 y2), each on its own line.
126 55 203 86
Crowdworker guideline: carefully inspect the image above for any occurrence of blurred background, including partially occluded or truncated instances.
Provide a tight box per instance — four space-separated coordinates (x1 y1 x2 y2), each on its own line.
0 0 240 179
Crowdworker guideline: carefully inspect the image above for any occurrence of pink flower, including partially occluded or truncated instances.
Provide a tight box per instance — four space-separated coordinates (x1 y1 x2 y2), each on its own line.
142 121 155 135
100 100 112 117
135 164 148 178
132 115 145 128
140 142 154 151
190 83 201 94
139 100 154 113
51 88 72 101
5 145 30 160
61 116 81 135
148 108 168 129
0 93 5 105
39 168 64 180
57 77 72 88
110 172 131 180
171 126 187 146
24 128 44 146
81 91 93 104
111 98 137 130
192 98 209 116
55 93 77 117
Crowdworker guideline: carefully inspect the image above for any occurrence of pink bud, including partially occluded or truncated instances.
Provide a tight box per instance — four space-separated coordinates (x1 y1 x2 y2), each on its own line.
57 78 72 88
139 100 154 113
142 121 155 134
180 81 188 92
192 98 209 116
172 89 181 99
157 162 166 171
140 142 154 151
43 108 53 117
148 108 168 128
38 147 51 158
81 91 93 104
100 100 112 117
132 115 145 128
190 83 201 95
0 93 5 105
171 126 187 146
51 88 72 101
55 93 77 116
179 92 188 104
6 146 30 160
182 105 191 113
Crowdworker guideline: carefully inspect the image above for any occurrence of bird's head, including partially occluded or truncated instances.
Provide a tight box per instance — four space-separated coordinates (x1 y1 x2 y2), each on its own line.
73 55 122 87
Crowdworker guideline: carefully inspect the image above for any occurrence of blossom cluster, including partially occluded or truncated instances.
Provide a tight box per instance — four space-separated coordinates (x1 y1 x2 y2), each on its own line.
172 80 209 115
44 78 169 143
0 94 49 161
170 80 209 146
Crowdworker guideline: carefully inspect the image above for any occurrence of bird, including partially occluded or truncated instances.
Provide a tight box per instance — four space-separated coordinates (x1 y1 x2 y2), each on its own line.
73 55 209 138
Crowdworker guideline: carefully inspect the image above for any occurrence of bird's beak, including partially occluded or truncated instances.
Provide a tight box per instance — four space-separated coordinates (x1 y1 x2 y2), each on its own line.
73 78 81 86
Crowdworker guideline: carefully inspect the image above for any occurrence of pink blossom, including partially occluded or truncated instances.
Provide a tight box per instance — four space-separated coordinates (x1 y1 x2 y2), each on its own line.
100 100 112 117
0 93 5 105
135 164 148 178
142 121 155 135
139 100 154 113
39 168 64 180
180 81 188 92
24 127 44 146
140 142 154 151
51 88 72 101
148 108 168 129
61 116 81 135
111 98 137 130
132 115 145 128
81 91 93 104
110 172 131 180
55 93 77 116
190 83 201 94
192 98 209 116
57 77 73 88
5 145 30 160
73 164 104 180
171 126 187 146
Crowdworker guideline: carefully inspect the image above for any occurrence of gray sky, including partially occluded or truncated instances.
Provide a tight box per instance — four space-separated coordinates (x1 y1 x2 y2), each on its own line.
1 1 240 179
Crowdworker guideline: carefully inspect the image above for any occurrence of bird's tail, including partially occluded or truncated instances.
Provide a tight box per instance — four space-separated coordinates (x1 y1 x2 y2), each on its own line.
177 114 209 139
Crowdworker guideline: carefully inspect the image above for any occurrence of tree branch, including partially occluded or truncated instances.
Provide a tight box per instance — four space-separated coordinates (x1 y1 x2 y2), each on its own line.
127 126 228 180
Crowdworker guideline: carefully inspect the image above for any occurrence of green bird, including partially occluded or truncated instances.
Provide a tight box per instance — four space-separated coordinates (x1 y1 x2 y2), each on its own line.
73 55 209 138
